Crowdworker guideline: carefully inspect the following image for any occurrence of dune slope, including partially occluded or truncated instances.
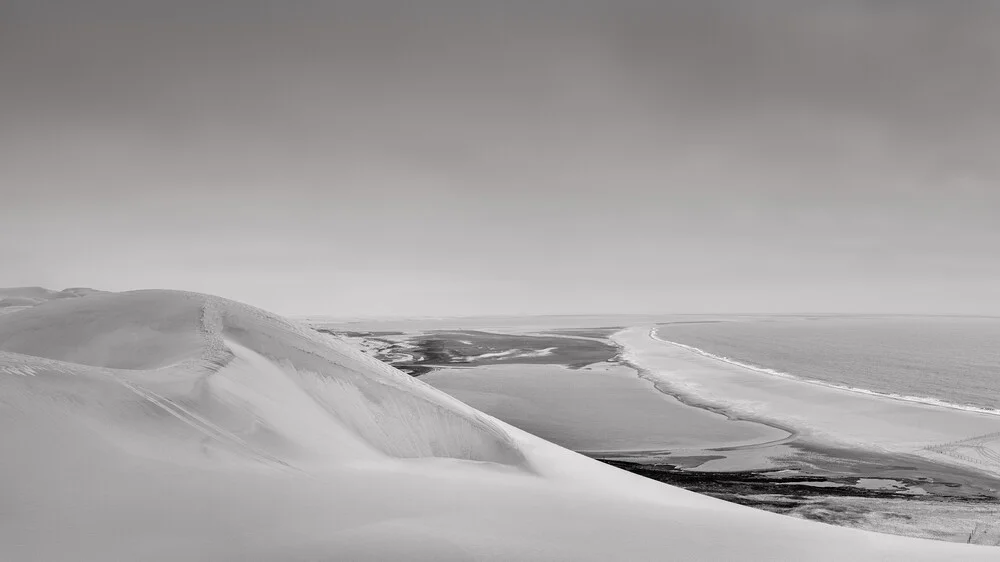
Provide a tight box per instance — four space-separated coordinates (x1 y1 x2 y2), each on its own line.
0 290 995 561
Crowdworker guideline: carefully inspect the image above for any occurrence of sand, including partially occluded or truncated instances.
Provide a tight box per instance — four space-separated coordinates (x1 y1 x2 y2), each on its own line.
615 326 1000 478
4 292 999 560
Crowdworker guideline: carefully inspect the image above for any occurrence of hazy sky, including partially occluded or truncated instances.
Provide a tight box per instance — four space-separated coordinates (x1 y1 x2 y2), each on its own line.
2 1 999 317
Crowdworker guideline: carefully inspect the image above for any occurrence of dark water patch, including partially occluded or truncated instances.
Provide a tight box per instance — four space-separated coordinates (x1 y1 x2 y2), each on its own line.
370 330 620 372
314 329 405 337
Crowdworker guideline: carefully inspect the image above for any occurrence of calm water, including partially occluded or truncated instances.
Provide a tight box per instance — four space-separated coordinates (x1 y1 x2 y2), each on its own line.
655 316 1000 412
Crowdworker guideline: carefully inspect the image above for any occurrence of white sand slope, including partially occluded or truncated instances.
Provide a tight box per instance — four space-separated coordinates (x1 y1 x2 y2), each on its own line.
0 291 995 561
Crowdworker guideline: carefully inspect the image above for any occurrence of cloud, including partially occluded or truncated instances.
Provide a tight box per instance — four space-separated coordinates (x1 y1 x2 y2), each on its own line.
1 1 998 314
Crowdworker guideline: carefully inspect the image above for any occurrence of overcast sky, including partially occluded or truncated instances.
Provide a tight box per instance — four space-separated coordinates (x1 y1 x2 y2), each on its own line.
2 1 998 317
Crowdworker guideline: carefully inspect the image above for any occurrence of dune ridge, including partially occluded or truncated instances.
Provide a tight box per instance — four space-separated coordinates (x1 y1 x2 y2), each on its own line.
0 290 527 468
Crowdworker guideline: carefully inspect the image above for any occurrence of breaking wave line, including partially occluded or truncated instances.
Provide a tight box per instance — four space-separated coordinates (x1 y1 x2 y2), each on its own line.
651 330 1000 417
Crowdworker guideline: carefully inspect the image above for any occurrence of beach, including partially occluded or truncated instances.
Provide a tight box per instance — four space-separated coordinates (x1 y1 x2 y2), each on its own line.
615 326 1000 477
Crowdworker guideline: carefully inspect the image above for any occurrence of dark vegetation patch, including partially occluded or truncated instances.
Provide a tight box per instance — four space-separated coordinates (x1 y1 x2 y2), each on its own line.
599 460 998 503
880 512 914 520
796 504 868 525
601 459 1000 532
395 365 435 377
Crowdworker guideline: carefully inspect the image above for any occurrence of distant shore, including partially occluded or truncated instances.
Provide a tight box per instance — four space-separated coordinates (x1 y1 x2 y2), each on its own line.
652 330 1000 417
614 326 1000 480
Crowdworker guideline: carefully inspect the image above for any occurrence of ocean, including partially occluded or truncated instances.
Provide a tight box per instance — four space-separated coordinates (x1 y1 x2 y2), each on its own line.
654 316 1000 414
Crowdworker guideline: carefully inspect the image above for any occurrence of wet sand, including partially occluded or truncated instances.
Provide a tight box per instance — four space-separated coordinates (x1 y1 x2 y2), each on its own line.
421 363 788 452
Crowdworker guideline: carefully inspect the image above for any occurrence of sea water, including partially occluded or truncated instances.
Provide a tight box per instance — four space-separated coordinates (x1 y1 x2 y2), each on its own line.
655 316 1000 413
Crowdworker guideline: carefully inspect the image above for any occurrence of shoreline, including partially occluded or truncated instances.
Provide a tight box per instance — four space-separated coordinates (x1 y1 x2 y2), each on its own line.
610 340 801 447
613 326 1000 480
652 331 1000 417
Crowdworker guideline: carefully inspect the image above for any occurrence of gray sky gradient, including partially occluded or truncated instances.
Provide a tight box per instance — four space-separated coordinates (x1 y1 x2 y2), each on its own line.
2 1 999 316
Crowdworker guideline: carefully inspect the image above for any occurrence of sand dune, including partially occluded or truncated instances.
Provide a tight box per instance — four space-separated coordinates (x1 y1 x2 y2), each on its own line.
1 290 996 560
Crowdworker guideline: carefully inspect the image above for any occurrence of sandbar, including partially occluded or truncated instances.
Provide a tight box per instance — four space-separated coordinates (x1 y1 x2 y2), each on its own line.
614 326 1000 478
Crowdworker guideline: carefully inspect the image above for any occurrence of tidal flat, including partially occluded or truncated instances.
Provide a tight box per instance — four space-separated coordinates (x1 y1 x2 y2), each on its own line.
314 317 1000 545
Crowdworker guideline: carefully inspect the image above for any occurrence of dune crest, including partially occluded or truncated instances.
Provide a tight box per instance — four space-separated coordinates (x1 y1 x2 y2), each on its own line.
0 290 526 468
